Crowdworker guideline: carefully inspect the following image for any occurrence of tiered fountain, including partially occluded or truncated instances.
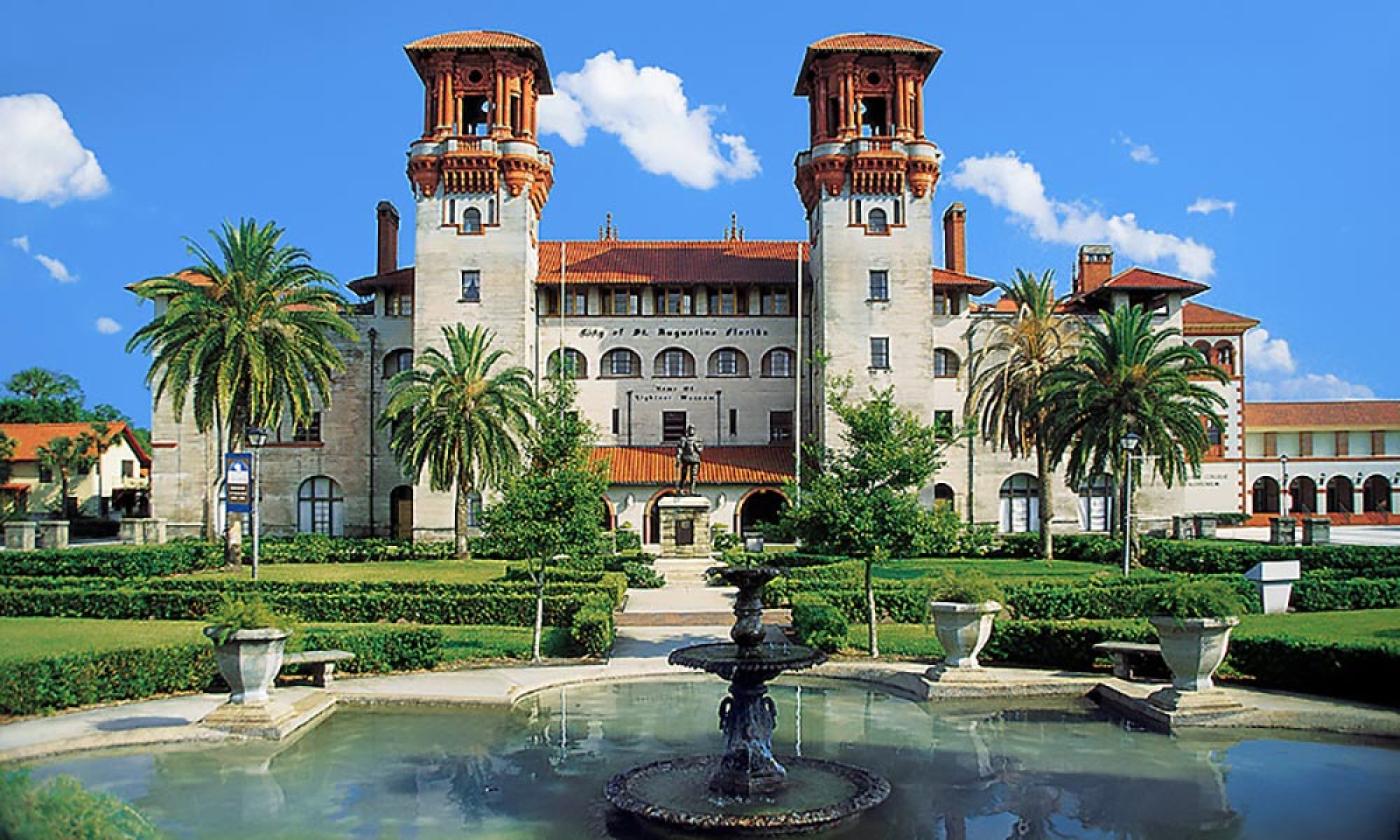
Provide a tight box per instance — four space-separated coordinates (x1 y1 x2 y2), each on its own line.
605 566 890 834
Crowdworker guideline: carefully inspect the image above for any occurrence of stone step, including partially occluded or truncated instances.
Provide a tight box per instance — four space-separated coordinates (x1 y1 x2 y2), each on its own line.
616 610 791 627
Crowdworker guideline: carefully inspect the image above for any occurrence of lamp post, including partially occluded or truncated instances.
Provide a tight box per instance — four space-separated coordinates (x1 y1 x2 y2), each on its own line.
1120 432 1141 577
247 426 270 581
1280 454 1290 517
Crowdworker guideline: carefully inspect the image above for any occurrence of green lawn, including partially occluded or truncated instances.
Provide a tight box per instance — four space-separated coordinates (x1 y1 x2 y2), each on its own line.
872 557 1107 583
186 560 508 584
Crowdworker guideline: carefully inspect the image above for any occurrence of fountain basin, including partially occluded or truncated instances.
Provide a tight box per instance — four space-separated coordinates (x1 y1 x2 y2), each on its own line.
667 643 826 680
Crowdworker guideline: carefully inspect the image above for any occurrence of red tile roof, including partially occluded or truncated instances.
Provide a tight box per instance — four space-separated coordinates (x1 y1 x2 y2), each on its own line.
931 267 995 295
539 241 809 286
0 422 149 465
1244 401 1400 429
795 34 942 94
589 446 794 486
347 266 414 296
0 482 30 493
403 31 551 92
1182 301 1259 335
1101 267 1209 295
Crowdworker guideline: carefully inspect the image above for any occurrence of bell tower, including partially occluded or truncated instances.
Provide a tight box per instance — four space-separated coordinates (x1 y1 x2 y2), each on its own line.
794 34 944 446
402 30 555 540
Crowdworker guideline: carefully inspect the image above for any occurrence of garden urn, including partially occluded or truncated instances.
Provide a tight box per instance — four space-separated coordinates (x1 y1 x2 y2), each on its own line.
1148 616 1238 692
928 601 1001 668
204 627 290 704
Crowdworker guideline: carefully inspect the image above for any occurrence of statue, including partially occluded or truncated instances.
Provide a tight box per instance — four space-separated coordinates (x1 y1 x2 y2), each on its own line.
675 425 704 496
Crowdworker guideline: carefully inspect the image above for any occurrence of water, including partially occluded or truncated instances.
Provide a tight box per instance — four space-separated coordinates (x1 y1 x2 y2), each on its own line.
26 679 1400 839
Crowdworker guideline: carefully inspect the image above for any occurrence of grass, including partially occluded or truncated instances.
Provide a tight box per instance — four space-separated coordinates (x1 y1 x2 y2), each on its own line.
186 560 508 584
872 557 1106 583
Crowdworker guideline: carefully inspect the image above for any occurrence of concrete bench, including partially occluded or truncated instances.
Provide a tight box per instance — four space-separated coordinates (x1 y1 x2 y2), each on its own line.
282 650 355 687
1092 641 1163 680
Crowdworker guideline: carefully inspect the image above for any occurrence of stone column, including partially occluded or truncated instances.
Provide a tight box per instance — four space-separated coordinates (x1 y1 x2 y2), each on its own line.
4 521 36 551
119 518 145 545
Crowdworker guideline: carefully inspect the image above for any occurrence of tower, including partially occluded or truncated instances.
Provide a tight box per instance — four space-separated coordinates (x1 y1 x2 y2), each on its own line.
402 31 555 539
794 34 944 444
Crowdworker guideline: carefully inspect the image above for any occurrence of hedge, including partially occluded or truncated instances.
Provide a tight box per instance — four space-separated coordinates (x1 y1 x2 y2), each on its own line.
1291 577 1400 612
1139 541 1400 576
292 626 444 674
498 568 630 604
790 595 848 653
569 594 615 657
259 535 457 564
0 542 223 578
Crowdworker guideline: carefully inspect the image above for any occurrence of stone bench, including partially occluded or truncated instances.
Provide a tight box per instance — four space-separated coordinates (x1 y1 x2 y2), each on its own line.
1092 641 1163 680
282 650 355 687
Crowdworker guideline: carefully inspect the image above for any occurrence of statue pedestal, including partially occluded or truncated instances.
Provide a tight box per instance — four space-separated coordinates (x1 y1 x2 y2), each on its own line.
659 496 711 558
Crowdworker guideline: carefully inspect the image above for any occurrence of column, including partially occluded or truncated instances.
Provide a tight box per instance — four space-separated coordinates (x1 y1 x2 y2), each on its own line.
915 85 924 137
815 76 828 139
493 69 508 134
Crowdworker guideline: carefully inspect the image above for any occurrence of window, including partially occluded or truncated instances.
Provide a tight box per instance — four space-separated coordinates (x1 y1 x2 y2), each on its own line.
1263 432 1278 458
297 476 344 536
870 337 890 370
1214 342 1235 375
762 348 795 378
1290 476 1318 514
708 348 749 377
1207 421 1224 456
1192 340 1213 364
383 349 414 379
1299 431 1313 457
460 270 481 303
769 410 794 443
564 288 588 316
601 348 641 378
728 408 738 437
654 348 696 378
999 474 1040 533
867 208 888 234
854 199 863 225
611 408 620 435
547 348 588 379
603 287 641 316
934 291 960 317
1079 474 1114 531
1326 475 1354 513
933 348 960 379
655 288 694 315
662 411 688 443
1251 476 1280 515
121 460 135 479
894 199 903 226
385 288 413 317
933 483 955 510
760 288 792 316
1363 475 1392 513
462 207 482 233
39 465 53 483
934 410 954 440
868 270 889 301
293 412 322 443
1335 431 1349 456
467 492 483 528
1371 430 1386 456
707 287 742 316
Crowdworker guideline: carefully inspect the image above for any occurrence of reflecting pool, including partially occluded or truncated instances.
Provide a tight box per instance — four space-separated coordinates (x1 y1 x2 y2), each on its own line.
28 679 1400 838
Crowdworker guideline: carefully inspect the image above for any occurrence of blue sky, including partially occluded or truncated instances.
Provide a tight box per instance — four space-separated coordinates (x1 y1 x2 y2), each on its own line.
1 1 1395 423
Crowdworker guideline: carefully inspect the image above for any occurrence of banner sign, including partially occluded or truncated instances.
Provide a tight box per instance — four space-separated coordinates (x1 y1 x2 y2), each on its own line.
225 452 253 515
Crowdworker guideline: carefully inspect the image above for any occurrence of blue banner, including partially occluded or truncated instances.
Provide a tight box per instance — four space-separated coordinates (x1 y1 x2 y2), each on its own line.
225 452 253 515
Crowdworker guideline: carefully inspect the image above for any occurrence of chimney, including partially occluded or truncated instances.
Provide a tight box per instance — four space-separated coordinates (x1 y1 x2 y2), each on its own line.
1075 244 1113 294
942 202 967 273
376 200 399 276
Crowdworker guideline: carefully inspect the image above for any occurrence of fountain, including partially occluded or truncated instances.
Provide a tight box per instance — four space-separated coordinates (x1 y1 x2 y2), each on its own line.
605 566 890 834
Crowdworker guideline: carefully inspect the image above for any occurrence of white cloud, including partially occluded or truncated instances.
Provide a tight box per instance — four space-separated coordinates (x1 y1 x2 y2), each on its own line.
538 51 760 189
10 234 77 283
1187 197 1237 216
10 235 29 253
94 316 121 335
1250 374 1376 401
0 93 110 205
1117 133 1159 165
1244 328 1295 375
949 152 1215 278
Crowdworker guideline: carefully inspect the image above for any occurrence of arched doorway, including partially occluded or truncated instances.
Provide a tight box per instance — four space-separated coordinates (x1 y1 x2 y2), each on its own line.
1326 475 1354 514
1251 477 1280 515
933 483 956 511
1363 475 1392 514
645 490 677 545
600 497 616 532
389 485 413 539
1288 477 1317 515
738 489 787 535
1079 473 1114 532
999 474 1039 533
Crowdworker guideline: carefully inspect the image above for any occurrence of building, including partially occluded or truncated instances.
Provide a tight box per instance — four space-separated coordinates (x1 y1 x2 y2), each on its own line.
0 422 150 518
134 30 1397 542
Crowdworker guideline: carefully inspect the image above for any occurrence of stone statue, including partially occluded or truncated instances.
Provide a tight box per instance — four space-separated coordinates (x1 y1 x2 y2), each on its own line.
675 425 704 496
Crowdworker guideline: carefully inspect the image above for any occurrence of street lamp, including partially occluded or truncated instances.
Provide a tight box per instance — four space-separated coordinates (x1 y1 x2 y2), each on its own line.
1120 432 1141 577
1280 454 1290 516
247 427 270 581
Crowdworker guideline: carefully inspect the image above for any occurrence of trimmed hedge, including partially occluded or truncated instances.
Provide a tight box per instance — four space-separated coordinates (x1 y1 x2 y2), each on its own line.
790 596 849 653
0 643 217 716
1291 577 1400 612
569 594 615 657
259 535 456 564
0 542 222 578
1139 541 1400 576
498 568 630 605
293 626 444 674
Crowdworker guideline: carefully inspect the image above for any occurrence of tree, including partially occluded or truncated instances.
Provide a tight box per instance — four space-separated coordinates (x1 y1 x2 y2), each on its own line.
382 324 534 560
1040 304 1228 551
4 368 82 402
36 436 96 518
127 219 355 564
481 374 609 660
781 381 951 657
0 431 15 522
966 269 1078 561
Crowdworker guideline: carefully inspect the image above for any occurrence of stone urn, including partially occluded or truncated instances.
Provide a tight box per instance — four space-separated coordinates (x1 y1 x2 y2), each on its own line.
1148 616 1239 692
928 601 1001 669
204 627 290 704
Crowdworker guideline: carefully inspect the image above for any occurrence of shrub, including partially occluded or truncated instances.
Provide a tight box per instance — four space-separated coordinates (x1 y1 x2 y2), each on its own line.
0 643 217 716
0 770 165 840
259 535 457 563
711 523 741 552
1226 633 1399 706
928 569 1004 604
791 596 849 653
614 524 641 552
0 542 222 578
620 561 665 588
569 594 614 657
984 619 1156 670
204 595 295 644
292 626 443 674
1140 540 1400 576
1291 577 1400 612
1142 579 1246 618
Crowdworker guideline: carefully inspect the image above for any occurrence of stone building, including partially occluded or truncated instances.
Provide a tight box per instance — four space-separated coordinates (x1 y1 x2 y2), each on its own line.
134 29 1397 543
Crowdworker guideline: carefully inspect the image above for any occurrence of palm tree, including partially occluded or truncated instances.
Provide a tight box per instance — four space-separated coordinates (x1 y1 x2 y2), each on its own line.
966 269 1079 560
127 219 356 563
1039 304 1228 543
381 324 534 559
4 368 82 401
37 436 95 518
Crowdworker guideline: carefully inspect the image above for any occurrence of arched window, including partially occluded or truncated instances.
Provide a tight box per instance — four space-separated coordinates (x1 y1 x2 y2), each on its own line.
468 491 483 528
298 476 345 536
1362 475 1392 514
1214 341 1235 375
547 348 588 379
1326 475 1354 514
761 348 795 378
1289 476 1317 514
707 347 750 377
1251 476 1280 515
462 207 482 233
1079 473 1115 532
999 473 1040 533
654 348 696 378
933 348 960 379
867 208 888 234
383 349 414 379
601 348 641 378
1192 340 1214 364
933 483 955 510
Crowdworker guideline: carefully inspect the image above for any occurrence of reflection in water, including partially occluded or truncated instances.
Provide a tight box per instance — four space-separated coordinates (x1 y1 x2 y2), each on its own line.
26 680 1400 839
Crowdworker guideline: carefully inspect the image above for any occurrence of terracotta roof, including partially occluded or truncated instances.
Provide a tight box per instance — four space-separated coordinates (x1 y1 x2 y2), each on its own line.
125 269 212 293
0 482 30 493
1182 301 1259 335
589 446 794 486
1244 401 1400 430
0 422 149 465
931 267 995 295
796 33 941 94
1099 267 1209 295
539 241 809 286
347 266 414 296
403 31 551 93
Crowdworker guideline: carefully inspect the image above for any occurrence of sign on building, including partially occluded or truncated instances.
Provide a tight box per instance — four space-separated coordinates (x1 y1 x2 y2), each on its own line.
225 452 253 515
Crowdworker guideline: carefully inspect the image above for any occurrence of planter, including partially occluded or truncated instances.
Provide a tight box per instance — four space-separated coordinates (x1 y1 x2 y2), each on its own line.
204 627 290 704
928 601 1001 668
1148 616 1238 692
